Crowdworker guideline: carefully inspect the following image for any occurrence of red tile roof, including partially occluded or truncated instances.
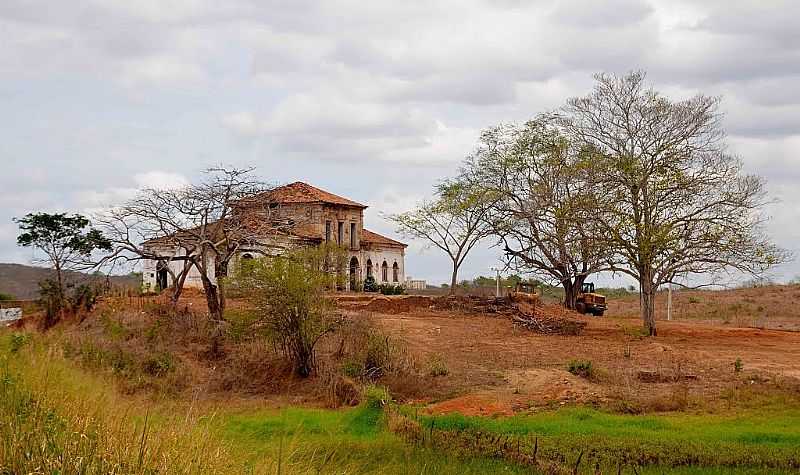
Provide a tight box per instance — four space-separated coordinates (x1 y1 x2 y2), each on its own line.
361 228 407 248
254 182 367 208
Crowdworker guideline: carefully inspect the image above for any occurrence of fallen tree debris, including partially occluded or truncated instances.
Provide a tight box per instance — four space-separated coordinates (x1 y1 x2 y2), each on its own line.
512 313 587 336
338 294 588 336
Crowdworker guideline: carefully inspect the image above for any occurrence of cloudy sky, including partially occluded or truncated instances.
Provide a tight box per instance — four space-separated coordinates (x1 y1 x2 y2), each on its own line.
1 0 798 286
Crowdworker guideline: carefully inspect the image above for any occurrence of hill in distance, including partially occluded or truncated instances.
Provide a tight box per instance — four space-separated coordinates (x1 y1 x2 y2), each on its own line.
0 263 139 300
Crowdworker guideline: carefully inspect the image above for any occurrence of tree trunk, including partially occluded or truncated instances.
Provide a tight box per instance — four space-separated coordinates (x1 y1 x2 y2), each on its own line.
640 274 657 336
563 281 577 309
198 272 226 358
449 265 459 296
215 259 229 317
53 261 65 327
169 265 190 306
562 275 586 310
200 274 222 320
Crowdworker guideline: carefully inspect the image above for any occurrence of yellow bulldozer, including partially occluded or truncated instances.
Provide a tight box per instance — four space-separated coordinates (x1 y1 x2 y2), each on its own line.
575 282 606 316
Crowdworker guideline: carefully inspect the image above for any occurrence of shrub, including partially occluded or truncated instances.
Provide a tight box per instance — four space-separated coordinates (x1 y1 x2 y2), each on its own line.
38 278 103 328
734 357 744 373
340 359 364 378
100 313 128 341
141 352 174 377
0 292 14 301
224 309 261 343
363 275 379 292
379 284 406 295
362 385 391 410
230 245 344 377
335 317 395 380
426 353 449 377
9 333 31 353
567 359 594 379
318 366 361 408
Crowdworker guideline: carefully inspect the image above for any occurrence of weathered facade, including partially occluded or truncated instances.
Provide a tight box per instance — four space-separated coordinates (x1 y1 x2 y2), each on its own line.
141 182 407 292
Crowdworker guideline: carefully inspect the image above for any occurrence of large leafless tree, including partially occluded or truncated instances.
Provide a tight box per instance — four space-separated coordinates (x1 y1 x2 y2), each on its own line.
98 167 295 320
561 71 789 335
459 117 615 309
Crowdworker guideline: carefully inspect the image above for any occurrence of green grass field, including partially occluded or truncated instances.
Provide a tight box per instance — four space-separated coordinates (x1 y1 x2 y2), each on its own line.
405 407 800 472
2 330 799 474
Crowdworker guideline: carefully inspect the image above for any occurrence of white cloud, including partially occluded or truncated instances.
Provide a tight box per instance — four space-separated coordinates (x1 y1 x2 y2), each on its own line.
133 171 190 190
118 55 205 88
2 0 800 283
221 112 265 137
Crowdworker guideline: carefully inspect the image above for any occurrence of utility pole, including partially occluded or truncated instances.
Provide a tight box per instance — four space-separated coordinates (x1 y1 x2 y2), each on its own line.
489 266 501 298
667 284 673 321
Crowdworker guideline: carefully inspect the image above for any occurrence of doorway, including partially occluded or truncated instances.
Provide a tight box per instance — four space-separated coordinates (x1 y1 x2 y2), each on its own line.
156 261 169 291
349 257 359 291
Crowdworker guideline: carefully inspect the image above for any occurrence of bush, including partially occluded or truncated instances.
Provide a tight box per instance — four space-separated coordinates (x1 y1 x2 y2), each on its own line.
322 372 361 407
734 357 744 373
141 352 174 377
340 359 364 378
362 385 391 410
426 353 449 377
335 317 397 380
379 284 406 295
38 278 103 328
0 292 15 301
567 359 594 379
363 275 379 292
230 245 344 377
224 309 261 343
9 333 31 353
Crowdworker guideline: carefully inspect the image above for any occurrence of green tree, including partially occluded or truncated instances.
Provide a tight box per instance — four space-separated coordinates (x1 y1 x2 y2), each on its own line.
15 213 110 325
389 181 495 295
229 245 344 377
562 72 789 335
459 117 614 309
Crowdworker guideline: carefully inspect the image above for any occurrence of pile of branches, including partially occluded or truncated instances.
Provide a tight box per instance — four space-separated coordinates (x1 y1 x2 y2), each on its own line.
432 295 587 336
431 295 516 315
511 312 587 336
509 297 587 335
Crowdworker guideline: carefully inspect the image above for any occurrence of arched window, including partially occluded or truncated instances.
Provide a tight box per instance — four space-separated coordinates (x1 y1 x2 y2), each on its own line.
392 262 399 282
241 253 254 260
366 259 373 278
381 261 388 282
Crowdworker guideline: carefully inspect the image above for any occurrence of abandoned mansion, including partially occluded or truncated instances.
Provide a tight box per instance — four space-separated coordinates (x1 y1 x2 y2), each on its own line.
141 182 407 292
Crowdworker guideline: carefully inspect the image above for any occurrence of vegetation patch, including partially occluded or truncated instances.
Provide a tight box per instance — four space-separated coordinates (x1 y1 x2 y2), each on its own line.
567 359 594 379
426 353 449 377
393 406 800 473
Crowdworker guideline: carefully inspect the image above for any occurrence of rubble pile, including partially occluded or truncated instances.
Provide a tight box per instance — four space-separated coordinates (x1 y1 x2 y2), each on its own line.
340 293 588 336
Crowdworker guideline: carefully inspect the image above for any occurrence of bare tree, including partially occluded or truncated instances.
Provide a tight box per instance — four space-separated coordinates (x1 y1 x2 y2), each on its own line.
562 71 790 335
460 117 615 309
389 181 494 294
98 167 295 320
94 209 196 305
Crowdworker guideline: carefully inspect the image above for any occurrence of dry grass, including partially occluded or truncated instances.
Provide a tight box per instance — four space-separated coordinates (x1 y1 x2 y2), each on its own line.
25 298 440 409
0 332 236 474
608 284 800 330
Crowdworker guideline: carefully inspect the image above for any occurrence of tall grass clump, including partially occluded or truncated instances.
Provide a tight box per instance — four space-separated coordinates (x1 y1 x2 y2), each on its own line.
0 332 236 474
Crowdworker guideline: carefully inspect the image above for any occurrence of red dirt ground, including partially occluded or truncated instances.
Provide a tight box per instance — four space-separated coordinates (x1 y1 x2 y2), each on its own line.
117 288 800 416
340 294 800 415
